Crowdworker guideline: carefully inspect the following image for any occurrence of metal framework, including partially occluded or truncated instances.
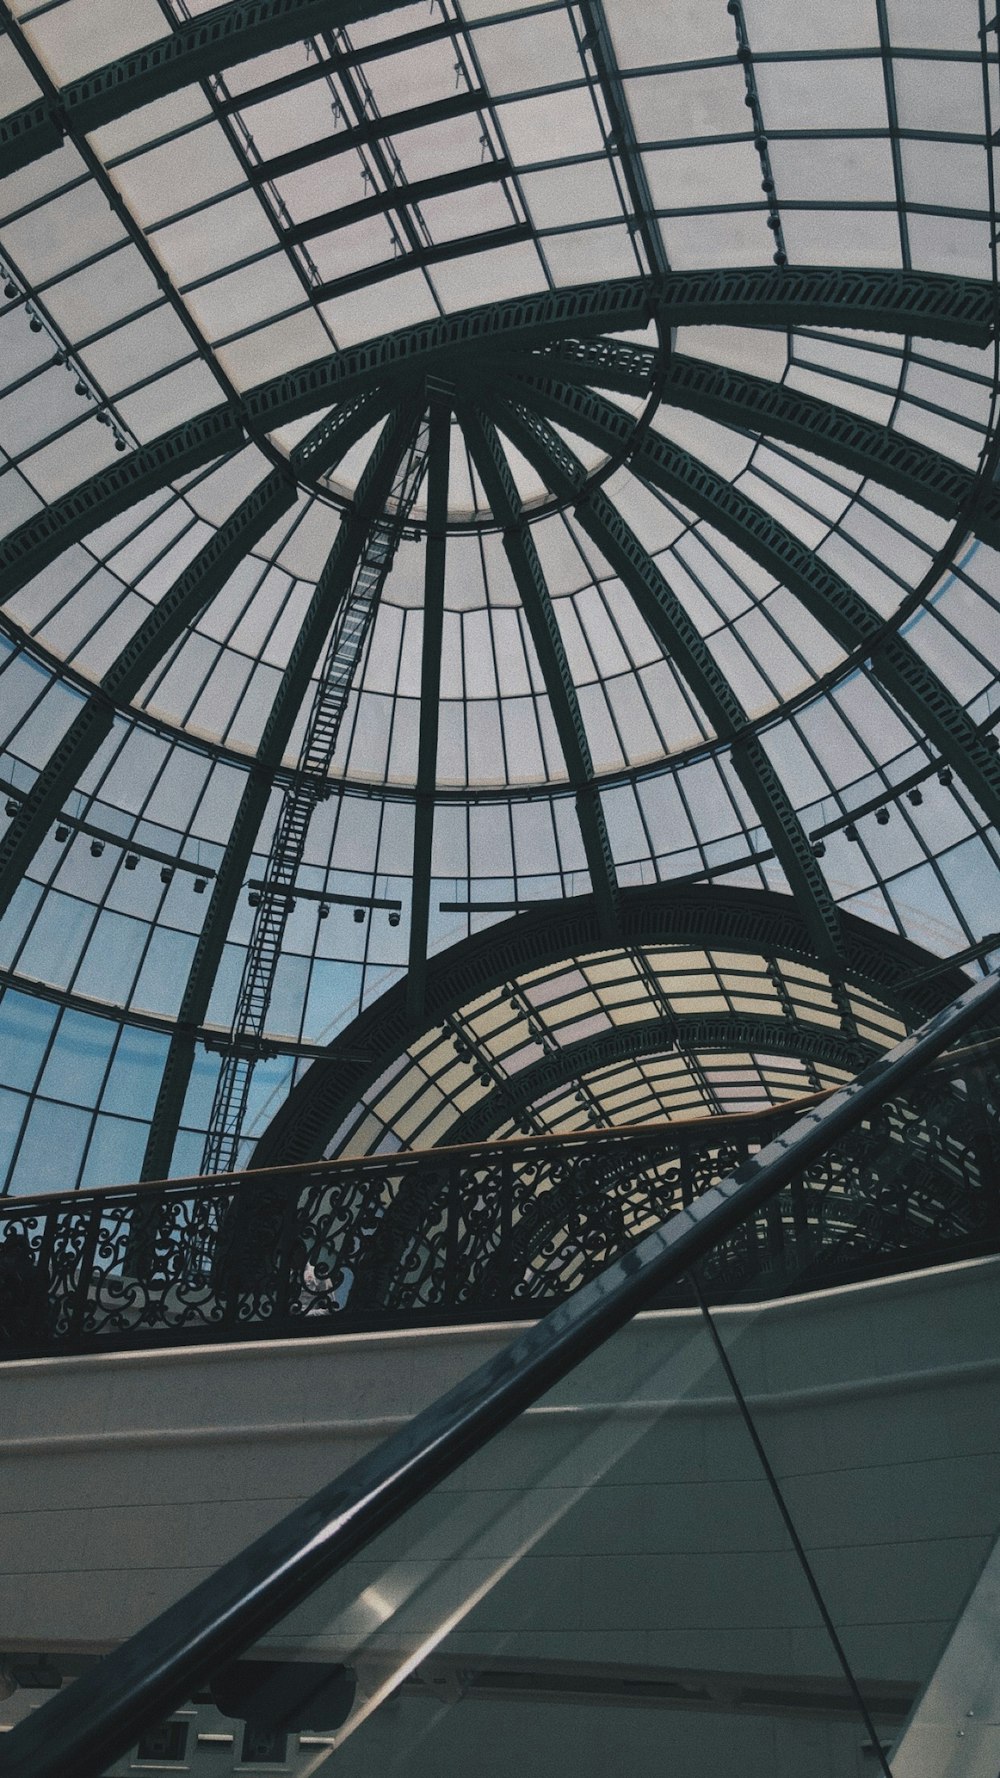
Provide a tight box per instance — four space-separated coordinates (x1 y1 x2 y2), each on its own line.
0 470 296 925
502 375 1000 828
406 387 451 1025
201 417 431 1173
0 968 997 1778
250 883 966 1169
0 989 995 1362
460 404 621 940
2 268 994 597
0 0 997 1196
488 391 846 962
495 338 1000 547
0 0 409 178
443 1014 877 1148
142 403 424 1179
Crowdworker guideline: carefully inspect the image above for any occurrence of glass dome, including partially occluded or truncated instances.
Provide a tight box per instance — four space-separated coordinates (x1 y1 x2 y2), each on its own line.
0 0 998 1189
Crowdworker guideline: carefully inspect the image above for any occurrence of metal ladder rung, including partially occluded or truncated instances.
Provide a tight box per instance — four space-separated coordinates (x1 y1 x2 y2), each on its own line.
202 414 432 1176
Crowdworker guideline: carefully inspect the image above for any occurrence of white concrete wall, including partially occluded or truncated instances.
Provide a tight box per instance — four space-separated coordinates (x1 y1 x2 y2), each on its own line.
0 1257 996 1725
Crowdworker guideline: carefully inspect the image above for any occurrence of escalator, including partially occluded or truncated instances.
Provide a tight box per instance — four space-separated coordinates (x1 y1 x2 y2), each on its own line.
0 967 997 1778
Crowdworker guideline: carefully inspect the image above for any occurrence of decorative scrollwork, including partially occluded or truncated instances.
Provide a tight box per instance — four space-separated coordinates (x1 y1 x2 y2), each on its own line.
0 1056 996 1358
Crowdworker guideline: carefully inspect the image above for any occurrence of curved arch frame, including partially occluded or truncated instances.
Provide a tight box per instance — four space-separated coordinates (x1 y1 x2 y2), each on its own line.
443 1012 876 1148
250 883 971 1168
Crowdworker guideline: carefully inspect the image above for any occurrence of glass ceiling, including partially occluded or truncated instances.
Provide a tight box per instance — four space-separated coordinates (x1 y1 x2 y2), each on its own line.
0 0 998 1190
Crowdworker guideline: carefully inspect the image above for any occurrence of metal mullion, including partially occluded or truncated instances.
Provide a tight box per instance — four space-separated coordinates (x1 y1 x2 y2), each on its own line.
0 971 81 1193
153 0 334 321
776 708 910 948
874 0 912 270
50 511 207 672
565 533 704 764
791 349 990 438
143 178 259 236
637 952 722 1117
177 241 300 300
102 110 221 172
215 14 459 116
0 480 291 1081
19 239 127 303
611 464 817 703
321 27 425 263
0 645 59 760
194 295 312 355
455 24 556 295
571 529 678 765
476 527 515 789
133 505 307 717
246 90 487 186
43 298 174 368
0 167 90 229
534 380 1000 821
137 501 310 725
746 456 998 655
0 448 242 698
792 327 990 386
0 307 196 429
2 9 234 436
0 352 202 477
491 401 786 750
659 353 995 533
310 223 535 306
488 399 682 763
742 457 922 593
282 161 514 249
572 0 667 278
884 817 980 957
307 449 414 781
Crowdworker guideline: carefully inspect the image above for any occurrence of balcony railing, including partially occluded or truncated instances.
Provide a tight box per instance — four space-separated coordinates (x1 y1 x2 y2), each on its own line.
0 968 996 1778
0 1036 997 1361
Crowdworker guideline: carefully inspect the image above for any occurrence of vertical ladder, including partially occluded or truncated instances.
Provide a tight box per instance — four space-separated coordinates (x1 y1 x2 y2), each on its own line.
201 417 431 1174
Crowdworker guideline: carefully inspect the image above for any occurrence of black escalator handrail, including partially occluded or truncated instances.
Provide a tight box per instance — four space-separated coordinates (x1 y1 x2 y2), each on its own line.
2 967 998 1778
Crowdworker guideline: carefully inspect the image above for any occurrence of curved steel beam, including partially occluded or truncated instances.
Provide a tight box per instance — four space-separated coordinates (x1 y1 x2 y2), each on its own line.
460 403 620 941
0 467 296 925
141 404 421 1178
251 267 1000 432
443 1012 874 1147
508 375 1000 830
0 407 243 602
494 336 1000 546
0 0 407 178
489 391 844 963
662 352 1000 547
290 385 398 483
3 271 996 606
250 882 964 1168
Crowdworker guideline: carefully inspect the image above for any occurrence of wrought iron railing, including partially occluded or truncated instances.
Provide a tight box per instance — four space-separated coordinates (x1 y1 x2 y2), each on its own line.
0 1029 998 1362
0 969 996 1778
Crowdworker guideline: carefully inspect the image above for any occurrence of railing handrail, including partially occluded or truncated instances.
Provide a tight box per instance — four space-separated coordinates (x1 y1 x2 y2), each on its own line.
1 1093 827 1212
2 968 997 1778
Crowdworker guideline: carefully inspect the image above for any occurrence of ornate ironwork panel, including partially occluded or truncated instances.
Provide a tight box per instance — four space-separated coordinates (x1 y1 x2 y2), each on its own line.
0 1034 996 1359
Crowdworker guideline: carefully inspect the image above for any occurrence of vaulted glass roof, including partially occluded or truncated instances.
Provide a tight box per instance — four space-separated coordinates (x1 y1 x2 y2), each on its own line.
0 0 998 1190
